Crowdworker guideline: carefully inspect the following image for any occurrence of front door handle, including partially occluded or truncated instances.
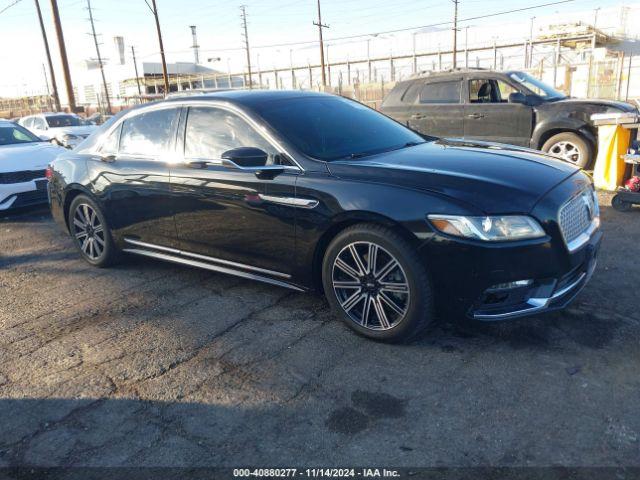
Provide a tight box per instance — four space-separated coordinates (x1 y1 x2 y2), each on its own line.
100 154 116 163
466 113 485 119
411 113 426 120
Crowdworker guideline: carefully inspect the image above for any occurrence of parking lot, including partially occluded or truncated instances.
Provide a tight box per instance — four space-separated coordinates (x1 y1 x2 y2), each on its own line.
0 192 638 469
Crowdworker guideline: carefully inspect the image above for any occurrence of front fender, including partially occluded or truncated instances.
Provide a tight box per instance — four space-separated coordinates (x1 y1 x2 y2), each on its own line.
531 116 595 149
293 172 477 289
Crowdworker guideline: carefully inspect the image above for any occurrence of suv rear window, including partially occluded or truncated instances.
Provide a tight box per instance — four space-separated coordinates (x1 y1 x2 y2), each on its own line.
419 81 461 104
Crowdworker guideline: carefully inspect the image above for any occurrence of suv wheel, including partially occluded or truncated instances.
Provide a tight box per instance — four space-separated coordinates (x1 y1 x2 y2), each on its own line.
68 195 119 267
322 223 434 342
542 132 593 169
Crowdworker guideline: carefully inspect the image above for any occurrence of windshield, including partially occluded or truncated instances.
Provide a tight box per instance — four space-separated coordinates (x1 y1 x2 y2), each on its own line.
45 115 85 128
253 96 426 161
0 123 41 146
507 71 566 99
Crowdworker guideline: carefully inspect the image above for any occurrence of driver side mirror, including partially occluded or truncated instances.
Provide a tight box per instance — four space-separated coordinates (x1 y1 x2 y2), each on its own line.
508 92 527 104
221 147 268 168
508 92 542 106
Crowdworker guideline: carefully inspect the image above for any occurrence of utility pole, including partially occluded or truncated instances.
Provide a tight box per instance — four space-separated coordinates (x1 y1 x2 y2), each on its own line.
148 0 169 94
313 0 329 87
189 25 200 64
42 63 52 110
49 0 76 111
86 0 111 114
528 17 535 68
34 0 60 111
131 46 142 96
452 0 459 69
240 6 252 89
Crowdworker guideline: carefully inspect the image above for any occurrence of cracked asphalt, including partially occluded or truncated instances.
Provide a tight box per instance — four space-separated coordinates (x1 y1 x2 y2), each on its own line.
0 193 639 469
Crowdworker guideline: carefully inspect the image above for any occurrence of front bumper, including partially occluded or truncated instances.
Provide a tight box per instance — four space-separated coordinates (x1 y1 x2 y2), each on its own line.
469 231 600 320
0 180 48 210
420 226 602 321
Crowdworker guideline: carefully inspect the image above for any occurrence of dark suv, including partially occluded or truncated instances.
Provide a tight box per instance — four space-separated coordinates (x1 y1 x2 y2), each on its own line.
381 69 637 168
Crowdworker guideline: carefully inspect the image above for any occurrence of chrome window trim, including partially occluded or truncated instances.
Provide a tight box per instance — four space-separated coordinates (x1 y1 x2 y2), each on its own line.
91 103 184 156
123 238 291 279
92 100 304 172
177 100 304 172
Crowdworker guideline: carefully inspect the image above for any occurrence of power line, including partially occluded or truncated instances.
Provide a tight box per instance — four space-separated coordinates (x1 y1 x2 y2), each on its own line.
0 0 23 15
141 0 578 58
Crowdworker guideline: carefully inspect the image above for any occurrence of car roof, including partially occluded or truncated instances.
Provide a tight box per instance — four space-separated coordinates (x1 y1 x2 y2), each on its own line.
41 112 77 117
409 68 509 81
163 89 328 108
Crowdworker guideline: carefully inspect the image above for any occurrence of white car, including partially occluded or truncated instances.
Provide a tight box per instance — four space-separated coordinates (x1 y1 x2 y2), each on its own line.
0 120 65 211
19 112 96 149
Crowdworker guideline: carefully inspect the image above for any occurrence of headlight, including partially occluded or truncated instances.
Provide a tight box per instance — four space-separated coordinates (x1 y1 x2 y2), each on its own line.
428 214 545 241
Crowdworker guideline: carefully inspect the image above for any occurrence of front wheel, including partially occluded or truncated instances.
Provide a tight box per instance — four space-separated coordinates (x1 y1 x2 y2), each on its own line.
542 132 593 169
322 224 434 342
68 194 119 267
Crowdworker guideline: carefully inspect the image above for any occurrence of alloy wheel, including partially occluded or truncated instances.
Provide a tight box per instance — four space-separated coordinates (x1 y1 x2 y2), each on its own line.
332 241 410 331
72 203 105 260
548 141 581 164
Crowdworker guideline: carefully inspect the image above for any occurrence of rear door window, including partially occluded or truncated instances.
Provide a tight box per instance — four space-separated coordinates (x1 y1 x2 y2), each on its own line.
419 81 461 104
119 107 179 157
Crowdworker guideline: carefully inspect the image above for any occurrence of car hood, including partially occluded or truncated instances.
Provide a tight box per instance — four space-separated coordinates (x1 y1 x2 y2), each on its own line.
545 98 638 113
0 142 66 173
326 139 580 214
49 125 97 137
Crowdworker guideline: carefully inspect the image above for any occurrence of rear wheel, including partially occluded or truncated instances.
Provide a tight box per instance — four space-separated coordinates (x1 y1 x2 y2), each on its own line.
542 132 593 169
68 195 119 267
322 224 434 342
612 193 633 212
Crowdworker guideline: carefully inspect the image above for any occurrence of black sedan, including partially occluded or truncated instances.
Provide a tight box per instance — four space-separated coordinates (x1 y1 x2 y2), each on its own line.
48 91 601 341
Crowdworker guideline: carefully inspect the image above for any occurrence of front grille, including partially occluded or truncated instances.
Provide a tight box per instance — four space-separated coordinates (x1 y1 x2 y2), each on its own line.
558 189 596 246
0 170 46 184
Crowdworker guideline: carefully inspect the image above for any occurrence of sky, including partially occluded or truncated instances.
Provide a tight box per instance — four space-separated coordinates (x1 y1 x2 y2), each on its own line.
0 0 631 96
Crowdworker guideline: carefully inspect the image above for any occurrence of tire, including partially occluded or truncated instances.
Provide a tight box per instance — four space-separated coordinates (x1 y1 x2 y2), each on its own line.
612 193 633 212
322 223 434 342
68 194 119 267
542 132 593 169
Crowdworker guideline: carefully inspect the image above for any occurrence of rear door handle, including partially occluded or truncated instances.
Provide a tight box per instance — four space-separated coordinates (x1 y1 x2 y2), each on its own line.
100 155 116 163
411 113 426 120
466 113 485 119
